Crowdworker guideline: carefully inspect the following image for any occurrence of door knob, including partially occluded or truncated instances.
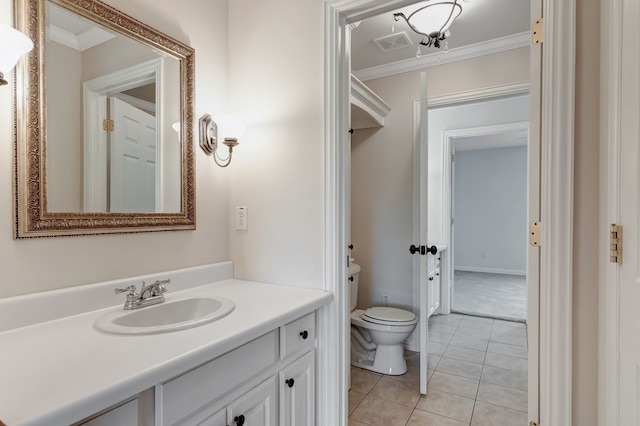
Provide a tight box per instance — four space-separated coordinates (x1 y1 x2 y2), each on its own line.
286 378 295 388
409 245 438 255
234 415 245 426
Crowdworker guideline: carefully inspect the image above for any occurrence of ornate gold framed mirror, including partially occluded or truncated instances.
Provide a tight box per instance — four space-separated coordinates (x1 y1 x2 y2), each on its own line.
13 0 195 237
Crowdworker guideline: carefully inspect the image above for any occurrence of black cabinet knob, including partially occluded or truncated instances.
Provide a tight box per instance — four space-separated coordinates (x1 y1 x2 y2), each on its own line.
429 276 434 281
286 378 295 388
234 415 245 425
348 244 354 250
349 276 354 282
300 330 309 339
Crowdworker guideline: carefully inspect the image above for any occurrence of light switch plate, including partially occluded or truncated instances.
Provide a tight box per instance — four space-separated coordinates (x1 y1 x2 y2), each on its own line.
235 206 248 231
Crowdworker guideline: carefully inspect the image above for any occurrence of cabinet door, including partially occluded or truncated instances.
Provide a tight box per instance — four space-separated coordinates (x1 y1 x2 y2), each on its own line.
227 376 277 426
279 351 315 426
195 408 226 426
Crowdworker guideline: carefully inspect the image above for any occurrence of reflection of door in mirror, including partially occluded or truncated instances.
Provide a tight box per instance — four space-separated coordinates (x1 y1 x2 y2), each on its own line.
45 0 181 214
110 97 157 212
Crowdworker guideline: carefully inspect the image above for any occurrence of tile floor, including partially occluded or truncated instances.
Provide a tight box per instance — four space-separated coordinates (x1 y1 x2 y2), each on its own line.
453 271 527 321
348 313 528 426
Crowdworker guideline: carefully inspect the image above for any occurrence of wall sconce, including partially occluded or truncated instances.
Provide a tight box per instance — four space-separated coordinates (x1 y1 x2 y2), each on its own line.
199 114 248 168
0 24 34 86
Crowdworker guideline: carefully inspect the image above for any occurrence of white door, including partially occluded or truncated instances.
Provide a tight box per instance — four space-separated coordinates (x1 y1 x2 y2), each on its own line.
416 72 430 395
279 352 315 426
109 97 157 212
617 0 640 420
227 376 277 426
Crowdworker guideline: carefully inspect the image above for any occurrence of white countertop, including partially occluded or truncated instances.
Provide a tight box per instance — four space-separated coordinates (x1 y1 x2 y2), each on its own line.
0 279 332 426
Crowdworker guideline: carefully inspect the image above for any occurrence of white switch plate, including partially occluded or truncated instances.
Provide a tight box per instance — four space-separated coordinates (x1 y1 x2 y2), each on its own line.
235 206 248 230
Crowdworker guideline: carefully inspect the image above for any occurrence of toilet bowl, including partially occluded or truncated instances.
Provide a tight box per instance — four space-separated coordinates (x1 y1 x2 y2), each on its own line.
349 261 417 375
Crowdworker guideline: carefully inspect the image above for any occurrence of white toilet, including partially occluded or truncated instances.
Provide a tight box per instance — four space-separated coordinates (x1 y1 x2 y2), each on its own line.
349 261 417 375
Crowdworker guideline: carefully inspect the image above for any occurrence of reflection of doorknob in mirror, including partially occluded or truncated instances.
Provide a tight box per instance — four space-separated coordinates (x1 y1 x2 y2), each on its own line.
0 24 33 86
199 113 249 167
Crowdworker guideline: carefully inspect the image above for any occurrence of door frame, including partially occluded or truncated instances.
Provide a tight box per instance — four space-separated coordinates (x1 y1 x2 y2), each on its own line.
602 0 622 423
320 1 575 426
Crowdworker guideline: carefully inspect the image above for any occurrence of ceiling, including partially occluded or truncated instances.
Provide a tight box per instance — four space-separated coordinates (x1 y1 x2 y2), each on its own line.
454 129 529 151
350 0 531 74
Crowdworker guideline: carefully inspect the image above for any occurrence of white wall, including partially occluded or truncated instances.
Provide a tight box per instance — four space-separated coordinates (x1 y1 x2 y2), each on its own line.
0 0 230 298
227 0 325 289
454 146 527 275
351 49 530 310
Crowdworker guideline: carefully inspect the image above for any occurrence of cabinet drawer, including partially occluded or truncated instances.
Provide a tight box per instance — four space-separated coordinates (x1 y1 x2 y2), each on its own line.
162 331 278 425
280 313 315 360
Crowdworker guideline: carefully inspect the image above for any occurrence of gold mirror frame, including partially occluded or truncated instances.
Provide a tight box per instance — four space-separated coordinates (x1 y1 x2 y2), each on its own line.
13 0 195 238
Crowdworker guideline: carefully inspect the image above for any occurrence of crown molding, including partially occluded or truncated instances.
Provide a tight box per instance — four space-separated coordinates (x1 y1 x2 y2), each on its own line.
354 31 530 81
350 74 391 128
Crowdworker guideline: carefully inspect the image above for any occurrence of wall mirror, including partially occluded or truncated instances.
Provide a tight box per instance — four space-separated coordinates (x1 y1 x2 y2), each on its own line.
13 0 195 237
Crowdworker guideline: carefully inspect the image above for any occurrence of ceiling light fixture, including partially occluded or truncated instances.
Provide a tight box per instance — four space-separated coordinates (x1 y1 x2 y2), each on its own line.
0 24 33 86
393 0 462 49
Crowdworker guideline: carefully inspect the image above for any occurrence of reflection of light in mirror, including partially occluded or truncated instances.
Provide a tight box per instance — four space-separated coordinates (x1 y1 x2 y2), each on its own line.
172 121 180 133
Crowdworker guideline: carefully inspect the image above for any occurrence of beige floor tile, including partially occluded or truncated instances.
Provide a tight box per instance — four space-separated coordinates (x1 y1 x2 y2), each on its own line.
449 334 489 352
430 314 464 325
428 354 441 370
489 328 527 347
492 319 526 330
443 345 486 365
407 409 469 426
437 357 483 380
351 367 382 394
428 341 448 356
428 371 479 399
350 395 414 426
454 326 491 339
430 331 454 344
369 376 421 407
484 352 528 373
416 389 475 423
348 419 369 426
349 390 366 415
487 341 528 359
387 365 421 388
462 315 494 324
481 365 527 390
471 401 528 426
429 322 459 334
476 382 528 412
405 350 420 366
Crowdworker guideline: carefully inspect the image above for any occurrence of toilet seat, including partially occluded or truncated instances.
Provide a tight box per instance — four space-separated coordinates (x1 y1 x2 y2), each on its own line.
362 307 417 326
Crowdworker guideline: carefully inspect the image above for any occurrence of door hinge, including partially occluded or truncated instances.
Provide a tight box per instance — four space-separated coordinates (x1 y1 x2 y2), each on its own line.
532 18 543 45
530 221 541 247
610 224 623 264
102 119 114 132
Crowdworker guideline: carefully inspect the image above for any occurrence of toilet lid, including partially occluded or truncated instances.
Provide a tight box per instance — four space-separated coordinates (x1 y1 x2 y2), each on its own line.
362 307 416 325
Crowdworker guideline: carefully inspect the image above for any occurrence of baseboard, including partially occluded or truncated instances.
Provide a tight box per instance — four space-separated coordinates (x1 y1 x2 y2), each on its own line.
454 266 526 276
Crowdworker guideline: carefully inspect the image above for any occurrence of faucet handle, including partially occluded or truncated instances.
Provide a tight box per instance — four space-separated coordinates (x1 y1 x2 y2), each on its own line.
153 279 170 294
114 285 138 295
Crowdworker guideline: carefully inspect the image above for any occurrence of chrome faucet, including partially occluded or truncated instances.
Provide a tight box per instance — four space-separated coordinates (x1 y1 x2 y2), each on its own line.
114 279 170 310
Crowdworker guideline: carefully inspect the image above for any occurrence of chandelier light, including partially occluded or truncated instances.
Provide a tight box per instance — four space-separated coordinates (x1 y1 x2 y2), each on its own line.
394 0 462 49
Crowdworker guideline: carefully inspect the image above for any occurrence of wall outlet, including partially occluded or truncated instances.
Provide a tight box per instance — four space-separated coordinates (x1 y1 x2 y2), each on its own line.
235 206 248 231
382 295 389 306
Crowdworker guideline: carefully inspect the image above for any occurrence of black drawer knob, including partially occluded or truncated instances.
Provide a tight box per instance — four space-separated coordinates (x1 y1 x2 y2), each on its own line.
234 414 245 425
286 378 295 388
349 276 354 282
300 330 309 339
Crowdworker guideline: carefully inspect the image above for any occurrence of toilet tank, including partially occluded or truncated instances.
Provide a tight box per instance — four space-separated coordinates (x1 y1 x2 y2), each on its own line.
347 261 361 311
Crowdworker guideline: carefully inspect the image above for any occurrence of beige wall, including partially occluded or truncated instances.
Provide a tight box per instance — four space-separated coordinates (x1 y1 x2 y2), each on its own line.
351 48 529 310
0 0 231 298
227 0 325 289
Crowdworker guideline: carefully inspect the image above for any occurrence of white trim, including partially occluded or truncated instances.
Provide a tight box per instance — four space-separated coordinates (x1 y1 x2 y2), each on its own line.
538 1 575 425
454 266 527 276
112 93 156 115
354 32 530 82
350 74 391 128
428 82 530 108
47 24 116 52
603 0 622 423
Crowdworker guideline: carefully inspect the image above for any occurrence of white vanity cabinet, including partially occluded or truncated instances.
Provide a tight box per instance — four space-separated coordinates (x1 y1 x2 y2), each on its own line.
159 313 316 426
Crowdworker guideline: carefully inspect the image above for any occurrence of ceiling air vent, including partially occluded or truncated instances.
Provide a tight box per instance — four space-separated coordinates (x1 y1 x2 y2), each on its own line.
373 31 413 53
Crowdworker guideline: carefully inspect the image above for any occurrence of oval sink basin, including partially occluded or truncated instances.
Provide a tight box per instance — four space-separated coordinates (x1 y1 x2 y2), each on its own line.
95 296 234 335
